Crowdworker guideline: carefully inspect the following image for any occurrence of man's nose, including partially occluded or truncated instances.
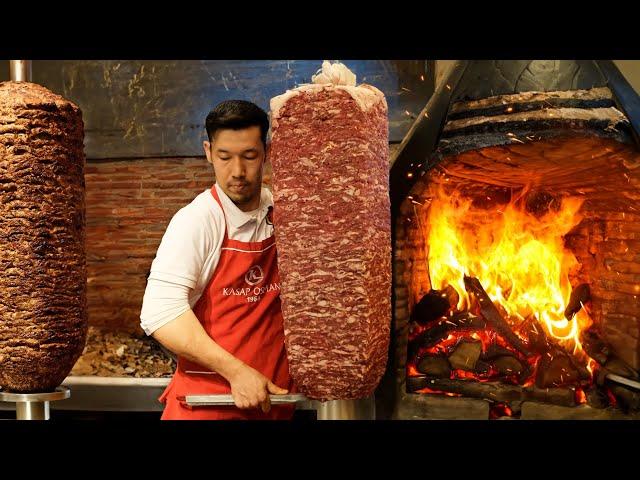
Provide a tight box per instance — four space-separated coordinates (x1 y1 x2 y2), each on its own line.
230 157 245 178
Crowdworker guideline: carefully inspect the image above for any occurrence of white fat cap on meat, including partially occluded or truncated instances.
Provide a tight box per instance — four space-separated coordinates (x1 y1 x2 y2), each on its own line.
311 60 357 87
270 60 386 120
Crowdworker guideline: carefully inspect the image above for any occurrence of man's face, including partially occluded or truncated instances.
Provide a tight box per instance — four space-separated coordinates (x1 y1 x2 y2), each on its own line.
203 126 265 211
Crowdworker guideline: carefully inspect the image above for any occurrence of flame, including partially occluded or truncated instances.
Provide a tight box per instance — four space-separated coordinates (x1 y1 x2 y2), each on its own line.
423 186 593 355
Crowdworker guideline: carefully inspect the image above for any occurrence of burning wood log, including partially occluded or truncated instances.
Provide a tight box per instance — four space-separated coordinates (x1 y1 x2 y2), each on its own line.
535 351 580 388
519 316 549 354
416 356 451 377
580 328 610 366
609 385 640 413
585 386 610 409
525 385 576 407
517 363 534 385
463 275 532 357
482 344 517 361
442 285 459 310
410 289 451 326
407 376 576 407
492 356 524 377
596 356 640 386
407 312 486 359
564 283 590 320
475 360 490 375
520 315 591 382
408 376 520 402
448 340 482 371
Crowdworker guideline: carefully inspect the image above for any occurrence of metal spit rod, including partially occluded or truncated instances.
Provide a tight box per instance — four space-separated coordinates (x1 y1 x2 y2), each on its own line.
9 60 32 82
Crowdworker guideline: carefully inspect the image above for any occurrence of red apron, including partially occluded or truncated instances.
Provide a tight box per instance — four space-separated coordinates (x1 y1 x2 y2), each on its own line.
158 186 295 420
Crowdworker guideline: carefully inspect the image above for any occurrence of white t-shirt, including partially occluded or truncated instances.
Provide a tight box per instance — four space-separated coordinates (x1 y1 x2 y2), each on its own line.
139 183 275 335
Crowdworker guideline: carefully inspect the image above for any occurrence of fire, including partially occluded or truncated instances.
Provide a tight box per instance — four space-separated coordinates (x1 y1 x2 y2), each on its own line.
423 186 593 356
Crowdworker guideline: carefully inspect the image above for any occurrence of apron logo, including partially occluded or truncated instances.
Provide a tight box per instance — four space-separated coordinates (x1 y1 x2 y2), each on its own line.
245 265 264 286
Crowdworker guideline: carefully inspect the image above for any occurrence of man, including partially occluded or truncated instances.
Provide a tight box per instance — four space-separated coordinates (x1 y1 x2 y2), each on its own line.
140 100 295 420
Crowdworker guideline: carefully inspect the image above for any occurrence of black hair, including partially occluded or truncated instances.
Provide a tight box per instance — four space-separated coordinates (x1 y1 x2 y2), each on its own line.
205 100 269 146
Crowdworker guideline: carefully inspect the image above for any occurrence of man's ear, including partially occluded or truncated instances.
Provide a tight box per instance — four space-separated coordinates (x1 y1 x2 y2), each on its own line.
203 140 213 165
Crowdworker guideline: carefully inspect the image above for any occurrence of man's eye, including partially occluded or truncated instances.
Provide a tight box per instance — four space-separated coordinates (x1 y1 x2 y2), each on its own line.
219 156 231 160
244 155 258 160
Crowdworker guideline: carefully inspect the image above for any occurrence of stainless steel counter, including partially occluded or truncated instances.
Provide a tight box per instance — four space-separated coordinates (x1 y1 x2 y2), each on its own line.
0 376 376 418
0 376 170 412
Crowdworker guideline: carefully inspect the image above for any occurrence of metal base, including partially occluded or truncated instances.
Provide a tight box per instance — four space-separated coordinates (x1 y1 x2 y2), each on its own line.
0 386 70 420
314 395 376 420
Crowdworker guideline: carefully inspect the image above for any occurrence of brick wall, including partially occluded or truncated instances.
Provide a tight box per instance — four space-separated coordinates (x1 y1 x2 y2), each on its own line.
86 158 211 332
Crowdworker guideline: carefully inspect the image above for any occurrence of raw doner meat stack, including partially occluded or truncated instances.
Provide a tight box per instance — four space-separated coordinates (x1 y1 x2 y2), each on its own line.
269 61 391 400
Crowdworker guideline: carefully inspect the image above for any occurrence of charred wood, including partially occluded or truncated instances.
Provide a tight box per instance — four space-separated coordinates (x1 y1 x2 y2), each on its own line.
442 285 460 311
536 350 581 388
519 316 549 354
407 312 486 359
580 328 610 366
410 290 451 326
482 344 517 361
596 356 640 386
416 356 451 378
564 283 590 320
463 275 532 356
492 356 525 376
475 360 491 375
609 385 640 412
448 340 482 371
407 376 575 407
585 386 610 409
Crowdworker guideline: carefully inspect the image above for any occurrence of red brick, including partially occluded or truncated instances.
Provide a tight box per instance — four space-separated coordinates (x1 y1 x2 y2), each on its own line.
108 182 143 190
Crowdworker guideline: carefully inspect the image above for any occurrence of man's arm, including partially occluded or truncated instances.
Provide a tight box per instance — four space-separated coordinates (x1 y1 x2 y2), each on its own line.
151 307 288 412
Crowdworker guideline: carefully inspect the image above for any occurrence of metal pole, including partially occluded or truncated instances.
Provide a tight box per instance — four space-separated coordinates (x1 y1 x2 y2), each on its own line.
15 401 49 420
0 386 70 420
315 395 376 420
9 60 32 82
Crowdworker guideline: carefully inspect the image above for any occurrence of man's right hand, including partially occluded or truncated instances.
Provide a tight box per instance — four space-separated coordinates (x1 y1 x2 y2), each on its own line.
228 362 288 413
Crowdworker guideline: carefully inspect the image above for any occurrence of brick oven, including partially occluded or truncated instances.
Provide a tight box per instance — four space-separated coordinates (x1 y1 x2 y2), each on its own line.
380 60 640 419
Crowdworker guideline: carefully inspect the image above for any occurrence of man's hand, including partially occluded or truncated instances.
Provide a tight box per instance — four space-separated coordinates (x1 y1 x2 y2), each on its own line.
228 363 288 413
151 309 288 414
